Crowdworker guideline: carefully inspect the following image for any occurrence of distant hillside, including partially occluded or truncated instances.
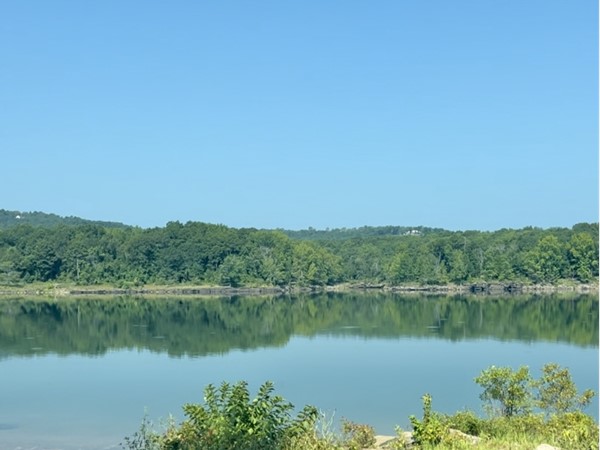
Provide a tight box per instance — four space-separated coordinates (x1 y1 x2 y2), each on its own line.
281 225 446 240
0 209 597 287
0 209 129 229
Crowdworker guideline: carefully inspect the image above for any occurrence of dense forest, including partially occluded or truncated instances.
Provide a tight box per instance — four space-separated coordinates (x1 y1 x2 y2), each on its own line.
0 209 597 287
0 209 128 229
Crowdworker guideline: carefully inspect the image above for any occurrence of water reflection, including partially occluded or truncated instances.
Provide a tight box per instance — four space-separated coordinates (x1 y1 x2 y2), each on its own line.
0 293 597 358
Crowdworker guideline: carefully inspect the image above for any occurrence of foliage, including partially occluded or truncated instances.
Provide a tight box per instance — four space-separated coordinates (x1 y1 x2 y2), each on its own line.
568 233 599 282
121 414 161 450
475 363 596 420
547 411 599 450
442 410 484 436
535 362 595 415
477 413 546 438
169 380 318 450
340 419 376 450
474 365 534 417
422 364 598 449
524 235 569 282
461 412 600 450
399 406 599 450
0 216 597 288
283 226 443 241
0 208 128 229
285 412 342 450
470 364 598 448
123 365 599 450
409 394 447 446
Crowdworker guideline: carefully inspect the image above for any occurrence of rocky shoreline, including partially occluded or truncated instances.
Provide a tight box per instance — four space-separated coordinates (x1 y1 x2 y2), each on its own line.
381 282 598 295
0 281 596 297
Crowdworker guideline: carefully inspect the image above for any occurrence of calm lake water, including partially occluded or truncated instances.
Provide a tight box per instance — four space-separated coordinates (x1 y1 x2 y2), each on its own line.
0 293 598 450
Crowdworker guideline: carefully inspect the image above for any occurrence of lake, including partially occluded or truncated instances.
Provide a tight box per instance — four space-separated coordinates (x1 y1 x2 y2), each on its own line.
0 292 597 450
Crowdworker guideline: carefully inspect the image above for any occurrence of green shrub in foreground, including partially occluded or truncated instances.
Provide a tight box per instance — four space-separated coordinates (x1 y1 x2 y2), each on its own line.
340 419 376 450
409 394 447 447
177 380 318 450
474 365 533 417
547 411 599 450
474 363 596 420
124 364 598 450
536 362 595 415
122 381 379 450
442 410 484 437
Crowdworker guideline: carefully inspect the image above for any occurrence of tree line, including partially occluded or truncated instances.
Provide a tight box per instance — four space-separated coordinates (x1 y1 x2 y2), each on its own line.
0 219 597 287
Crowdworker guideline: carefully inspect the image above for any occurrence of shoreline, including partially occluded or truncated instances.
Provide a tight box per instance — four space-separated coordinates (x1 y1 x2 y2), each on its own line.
0 281 596 298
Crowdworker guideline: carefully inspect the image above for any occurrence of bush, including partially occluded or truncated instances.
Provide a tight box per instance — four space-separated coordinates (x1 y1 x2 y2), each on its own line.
478 414 545 439
547 411 599 450
536 363 595 415
123 367 599 450
123 381 320 450
341 419 376 450
184 381 319 450
474 365 533 417
443 410 484 436
409 394 447 446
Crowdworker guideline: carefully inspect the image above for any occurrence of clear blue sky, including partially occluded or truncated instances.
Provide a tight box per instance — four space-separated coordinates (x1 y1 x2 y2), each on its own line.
1 1 597 231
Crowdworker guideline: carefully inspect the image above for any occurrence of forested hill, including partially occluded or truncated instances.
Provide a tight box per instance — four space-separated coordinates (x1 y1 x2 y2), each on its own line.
0 209 597 288
0 209 129 229
281 225 445 240
0 209 445 240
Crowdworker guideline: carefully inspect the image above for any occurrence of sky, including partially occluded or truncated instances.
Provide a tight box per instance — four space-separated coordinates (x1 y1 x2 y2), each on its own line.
1 1 597 231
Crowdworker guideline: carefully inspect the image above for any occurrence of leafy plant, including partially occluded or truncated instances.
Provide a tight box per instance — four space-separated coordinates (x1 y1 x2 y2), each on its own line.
178 380 318 450
474 365 533 417
479 413 546 438
409 393 447 446
390 426 411 450
547 411 599 450
535 362 595 415
285 411 342 450
123 366 599 450
443 409 484 436
121 414 160 450
340 419 376 450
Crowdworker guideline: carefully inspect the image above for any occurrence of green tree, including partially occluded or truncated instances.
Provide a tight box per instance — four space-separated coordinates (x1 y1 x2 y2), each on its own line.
475 365 533 417
567 233 598 282
446 249 468 283
0 218 597 287
536 363 595 415
218 254 247 287
386 247 418 283
386 242 442 284
524 235 568 283
291 242 341 286
244 231 293 286
483 244 516 281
